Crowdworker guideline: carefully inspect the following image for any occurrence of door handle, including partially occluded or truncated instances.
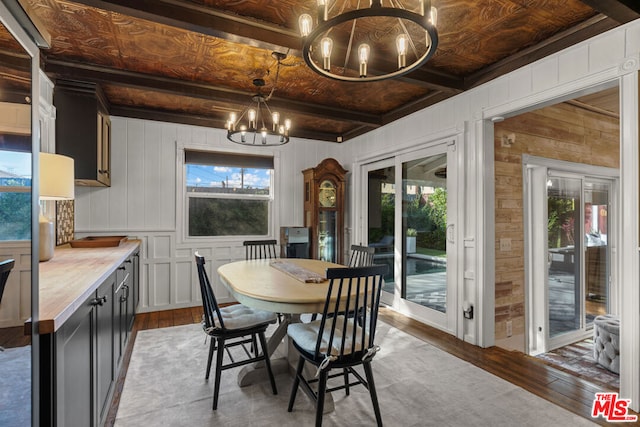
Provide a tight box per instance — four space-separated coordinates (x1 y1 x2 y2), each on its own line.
447 224 455 244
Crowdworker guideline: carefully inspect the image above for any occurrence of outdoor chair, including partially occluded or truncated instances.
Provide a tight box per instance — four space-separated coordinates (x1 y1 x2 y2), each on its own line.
195 252 278 410
287 264 388 427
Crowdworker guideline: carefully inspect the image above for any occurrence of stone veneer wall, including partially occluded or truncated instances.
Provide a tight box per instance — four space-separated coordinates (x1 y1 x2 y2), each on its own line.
493 101 619 349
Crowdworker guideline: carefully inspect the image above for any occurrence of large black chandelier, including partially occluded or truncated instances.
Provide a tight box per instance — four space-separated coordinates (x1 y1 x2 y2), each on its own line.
226 52 292 146
299 0 438 82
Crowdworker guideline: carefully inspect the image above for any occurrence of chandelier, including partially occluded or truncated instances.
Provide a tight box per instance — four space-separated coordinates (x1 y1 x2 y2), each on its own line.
299 0 438 82
226 52 292 146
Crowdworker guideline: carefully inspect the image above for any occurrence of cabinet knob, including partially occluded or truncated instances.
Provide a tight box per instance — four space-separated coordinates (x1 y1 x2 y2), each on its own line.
90 296 106 306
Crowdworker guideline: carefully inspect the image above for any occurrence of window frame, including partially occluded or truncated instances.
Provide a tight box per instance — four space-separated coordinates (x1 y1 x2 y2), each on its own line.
176 141 280 244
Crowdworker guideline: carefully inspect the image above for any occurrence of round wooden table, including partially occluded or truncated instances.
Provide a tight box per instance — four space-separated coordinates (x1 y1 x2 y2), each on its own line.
217 258 343 393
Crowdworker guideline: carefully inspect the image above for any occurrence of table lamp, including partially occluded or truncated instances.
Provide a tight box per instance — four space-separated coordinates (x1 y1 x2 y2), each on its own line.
39 152 74 262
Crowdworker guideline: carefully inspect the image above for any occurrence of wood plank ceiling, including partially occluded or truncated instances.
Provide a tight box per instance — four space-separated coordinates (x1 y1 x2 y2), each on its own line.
2 0 639 142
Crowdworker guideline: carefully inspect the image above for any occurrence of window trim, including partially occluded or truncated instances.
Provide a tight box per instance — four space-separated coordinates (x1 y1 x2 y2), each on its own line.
176 141 280 245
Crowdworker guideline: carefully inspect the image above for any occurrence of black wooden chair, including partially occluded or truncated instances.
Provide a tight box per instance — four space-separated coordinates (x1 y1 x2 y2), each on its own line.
348 244 375 268
287 264 388 427
0 258 15 352
195 252 278 410
243 239 283 323
310 245 375 322
0 258 15 305
243 239 278 260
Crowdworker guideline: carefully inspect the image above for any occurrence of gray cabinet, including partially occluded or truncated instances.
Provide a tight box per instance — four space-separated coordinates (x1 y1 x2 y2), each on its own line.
55 80 111 187
41 250 139 427
53 273 114 427
115 251 139 369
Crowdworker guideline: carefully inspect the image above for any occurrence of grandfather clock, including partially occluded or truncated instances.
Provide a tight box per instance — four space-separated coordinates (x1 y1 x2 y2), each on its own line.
303 158 347 264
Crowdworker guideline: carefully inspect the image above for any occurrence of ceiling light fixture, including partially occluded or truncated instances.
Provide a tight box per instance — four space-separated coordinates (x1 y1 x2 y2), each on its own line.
227 52 292 146
299 0 438 82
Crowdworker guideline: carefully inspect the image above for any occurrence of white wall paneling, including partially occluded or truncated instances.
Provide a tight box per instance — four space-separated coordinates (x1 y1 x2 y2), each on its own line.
0 242 31 327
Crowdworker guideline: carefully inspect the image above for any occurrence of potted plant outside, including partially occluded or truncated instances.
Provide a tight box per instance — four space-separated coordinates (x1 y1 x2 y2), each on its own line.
406 228 417 254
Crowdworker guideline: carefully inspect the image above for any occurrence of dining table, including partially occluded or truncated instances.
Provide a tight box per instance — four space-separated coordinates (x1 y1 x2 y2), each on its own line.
217 258 343 387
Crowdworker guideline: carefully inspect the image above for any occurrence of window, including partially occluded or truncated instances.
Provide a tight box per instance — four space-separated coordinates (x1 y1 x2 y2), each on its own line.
184 150 273 237
0 135 32 241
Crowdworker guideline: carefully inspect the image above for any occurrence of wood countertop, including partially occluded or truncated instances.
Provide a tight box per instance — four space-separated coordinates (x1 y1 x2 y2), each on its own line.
36 240 140 334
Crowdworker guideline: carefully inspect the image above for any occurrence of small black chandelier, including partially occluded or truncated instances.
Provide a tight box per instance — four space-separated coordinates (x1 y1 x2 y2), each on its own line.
299 0 438 82
226 52 292 146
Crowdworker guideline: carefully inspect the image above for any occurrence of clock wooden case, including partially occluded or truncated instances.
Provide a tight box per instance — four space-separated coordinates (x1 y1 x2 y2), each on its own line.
302 158 347 264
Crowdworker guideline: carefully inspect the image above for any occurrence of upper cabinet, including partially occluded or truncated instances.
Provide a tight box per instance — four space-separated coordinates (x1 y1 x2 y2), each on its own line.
55 80 111 187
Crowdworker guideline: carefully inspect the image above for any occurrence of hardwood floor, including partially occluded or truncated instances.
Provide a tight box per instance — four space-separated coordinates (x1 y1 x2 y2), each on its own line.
106 306 638 426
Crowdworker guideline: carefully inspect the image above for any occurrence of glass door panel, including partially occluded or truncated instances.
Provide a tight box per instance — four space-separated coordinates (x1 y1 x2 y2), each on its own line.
318 210 336 262
366 165 395 294
402 153 447 312
547 176 581 339
584 181 610 324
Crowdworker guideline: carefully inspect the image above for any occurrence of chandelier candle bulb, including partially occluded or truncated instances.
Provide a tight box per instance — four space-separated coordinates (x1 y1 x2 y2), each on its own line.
396 34 408 69
299 14 313 37
358 43 370 77
321 37 333 70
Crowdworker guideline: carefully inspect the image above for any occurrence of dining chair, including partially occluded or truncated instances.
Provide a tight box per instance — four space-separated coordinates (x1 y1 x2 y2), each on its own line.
194 252 278 410
243 239 278 260
243 239 283 323
310 244 375 322
287 264 388 427
0 258 15 352
348 244 375 268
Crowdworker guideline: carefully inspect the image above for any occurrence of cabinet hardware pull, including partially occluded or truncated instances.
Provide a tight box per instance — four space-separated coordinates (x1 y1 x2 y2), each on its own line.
125 259 132 264
90 297 105 306
118 266 126 270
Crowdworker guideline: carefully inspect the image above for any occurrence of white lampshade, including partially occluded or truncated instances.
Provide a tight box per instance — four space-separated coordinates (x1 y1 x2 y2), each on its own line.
39 152 74 262
40 152 75 200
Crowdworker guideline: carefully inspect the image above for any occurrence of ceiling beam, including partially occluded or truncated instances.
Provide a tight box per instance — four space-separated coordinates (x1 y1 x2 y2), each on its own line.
578 0 640 23
71 0 464 92
42 58 382 127
71 0 302 54
465 14 619 89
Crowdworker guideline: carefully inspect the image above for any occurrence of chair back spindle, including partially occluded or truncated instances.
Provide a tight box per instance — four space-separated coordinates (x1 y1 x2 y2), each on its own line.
348 244 375 268
243 239 278 260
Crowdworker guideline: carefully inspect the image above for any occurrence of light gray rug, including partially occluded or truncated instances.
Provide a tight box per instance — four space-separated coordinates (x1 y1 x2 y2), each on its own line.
115 322 596 426
0 346 31 427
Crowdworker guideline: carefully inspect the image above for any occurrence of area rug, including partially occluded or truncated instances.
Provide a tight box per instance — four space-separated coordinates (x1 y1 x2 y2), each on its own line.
536 338 619 390
0 346 31 426
115 323 596 426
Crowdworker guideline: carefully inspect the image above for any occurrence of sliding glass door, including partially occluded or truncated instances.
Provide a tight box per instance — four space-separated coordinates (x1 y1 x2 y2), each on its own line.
364 143 458 332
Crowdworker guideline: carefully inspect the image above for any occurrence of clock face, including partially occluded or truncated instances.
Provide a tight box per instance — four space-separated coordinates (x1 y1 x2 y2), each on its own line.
319 180 336 207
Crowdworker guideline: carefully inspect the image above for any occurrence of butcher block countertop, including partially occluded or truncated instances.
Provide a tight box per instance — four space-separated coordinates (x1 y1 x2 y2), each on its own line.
36 240 140 334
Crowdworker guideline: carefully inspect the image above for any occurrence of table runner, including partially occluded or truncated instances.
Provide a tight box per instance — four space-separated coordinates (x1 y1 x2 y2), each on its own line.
269 260 326 283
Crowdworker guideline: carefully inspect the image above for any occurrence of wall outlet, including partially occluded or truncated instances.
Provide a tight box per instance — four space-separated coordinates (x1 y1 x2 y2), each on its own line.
506 320 513 337
499 238 512 252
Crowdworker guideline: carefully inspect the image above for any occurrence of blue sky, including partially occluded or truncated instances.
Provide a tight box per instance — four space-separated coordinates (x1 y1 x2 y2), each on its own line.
0 150 32 178
186 165 271 189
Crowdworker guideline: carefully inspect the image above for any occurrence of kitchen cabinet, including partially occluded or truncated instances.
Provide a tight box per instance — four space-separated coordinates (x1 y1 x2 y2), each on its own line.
54 79 111 187
302 158 347 264
49 273 115 427
38 242 140 427
115 251 139 368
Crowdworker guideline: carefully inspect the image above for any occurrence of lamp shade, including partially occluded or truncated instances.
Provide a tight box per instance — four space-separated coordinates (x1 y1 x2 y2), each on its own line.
40 152 74 200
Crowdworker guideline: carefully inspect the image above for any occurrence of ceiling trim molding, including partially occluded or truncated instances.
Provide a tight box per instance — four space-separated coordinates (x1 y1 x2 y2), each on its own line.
465 14 619 89
578 0 640 23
